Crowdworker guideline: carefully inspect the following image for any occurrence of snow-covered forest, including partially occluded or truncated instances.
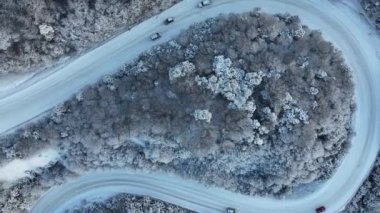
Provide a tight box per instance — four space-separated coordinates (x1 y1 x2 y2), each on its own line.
67 193 195 213
361 0 380 31
0 0 178 75
0 11 355 212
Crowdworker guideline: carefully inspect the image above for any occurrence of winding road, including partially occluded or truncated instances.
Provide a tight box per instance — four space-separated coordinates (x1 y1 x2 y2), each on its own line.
1 0 379 212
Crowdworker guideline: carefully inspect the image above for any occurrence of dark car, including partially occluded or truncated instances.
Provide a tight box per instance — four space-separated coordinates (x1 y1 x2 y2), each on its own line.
316 206 326 213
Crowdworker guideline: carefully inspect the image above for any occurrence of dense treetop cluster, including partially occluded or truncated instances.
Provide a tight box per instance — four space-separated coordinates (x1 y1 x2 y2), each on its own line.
0 0 178 74
344 154 380 212
0 11 355 212
67 193 195 213
361 0 380 31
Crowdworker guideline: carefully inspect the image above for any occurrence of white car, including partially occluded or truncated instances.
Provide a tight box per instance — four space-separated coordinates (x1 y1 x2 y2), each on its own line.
198 0 211 8
164 17 175 25
150 33 161 41
226 207 236 213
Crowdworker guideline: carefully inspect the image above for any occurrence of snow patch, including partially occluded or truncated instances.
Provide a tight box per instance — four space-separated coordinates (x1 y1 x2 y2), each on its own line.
0 148 59 182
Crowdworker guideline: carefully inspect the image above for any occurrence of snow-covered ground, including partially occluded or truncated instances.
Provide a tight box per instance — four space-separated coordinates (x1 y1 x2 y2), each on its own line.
0 148 59 182
0 73 35 95
1 0 380 212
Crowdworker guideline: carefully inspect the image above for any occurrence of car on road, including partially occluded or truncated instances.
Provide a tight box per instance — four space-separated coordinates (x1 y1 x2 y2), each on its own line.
150 32 161 41
198 0 211 8
164 17 175 25
316 206 326 213
226 207 236 213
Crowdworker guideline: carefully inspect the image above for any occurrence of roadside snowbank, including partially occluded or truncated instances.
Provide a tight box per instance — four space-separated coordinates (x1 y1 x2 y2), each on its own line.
0 73 34 94
0 149 59 182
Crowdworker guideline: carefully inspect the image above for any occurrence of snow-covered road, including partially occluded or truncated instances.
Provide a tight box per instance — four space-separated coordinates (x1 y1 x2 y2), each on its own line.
2 0 379 212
